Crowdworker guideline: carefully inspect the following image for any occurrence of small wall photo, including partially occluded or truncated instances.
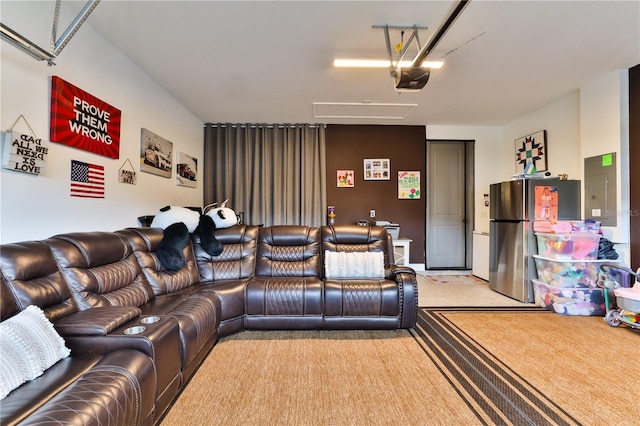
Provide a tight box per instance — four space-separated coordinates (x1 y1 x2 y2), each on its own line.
363 158 390 180
176 152 197 188
140 128 172 178
337 170 354 187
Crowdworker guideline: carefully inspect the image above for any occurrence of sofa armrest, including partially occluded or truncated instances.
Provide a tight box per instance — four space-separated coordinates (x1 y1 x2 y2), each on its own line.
1 350 156 426
54 306 142 336
385 264 416 280
386 266 418 328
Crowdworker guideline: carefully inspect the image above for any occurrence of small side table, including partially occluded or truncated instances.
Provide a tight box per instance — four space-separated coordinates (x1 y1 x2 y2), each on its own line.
392 238 412 266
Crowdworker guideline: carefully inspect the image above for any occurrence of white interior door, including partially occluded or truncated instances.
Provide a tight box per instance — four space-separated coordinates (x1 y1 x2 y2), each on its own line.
427 142 466 268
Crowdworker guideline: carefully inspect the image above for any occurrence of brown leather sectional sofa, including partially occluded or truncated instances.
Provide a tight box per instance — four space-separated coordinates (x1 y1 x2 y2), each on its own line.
0 224 418 425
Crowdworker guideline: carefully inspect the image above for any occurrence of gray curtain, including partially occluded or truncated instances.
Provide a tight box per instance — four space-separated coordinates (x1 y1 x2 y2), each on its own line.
203 123 326 227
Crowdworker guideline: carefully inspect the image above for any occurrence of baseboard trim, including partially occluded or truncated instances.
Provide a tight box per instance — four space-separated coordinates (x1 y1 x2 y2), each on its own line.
408 263 425 271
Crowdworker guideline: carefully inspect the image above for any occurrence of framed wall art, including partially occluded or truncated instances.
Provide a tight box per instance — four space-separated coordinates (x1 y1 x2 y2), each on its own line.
337 170 354 187
2 115 48 175
515 130 547 172
70 159 104 198
176 151 197 188
398 171 420 199
363 158 390 180
50 76 121 159
140 128 172 178
118 158 137 185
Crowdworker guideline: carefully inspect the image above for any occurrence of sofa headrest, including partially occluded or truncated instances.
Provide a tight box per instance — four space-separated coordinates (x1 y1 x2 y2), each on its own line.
320 224 388 245
193 224 259 245
116 227 165 252
0 240 76 321
50 232 130 267
258 225 318 246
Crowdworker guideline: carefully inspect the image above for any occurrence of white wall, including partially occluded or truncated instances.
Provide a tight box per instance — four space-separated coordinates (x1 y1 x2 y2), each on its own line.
430 78 631 272
501 71 630 265
0 2 204 243
580 70 630 264
503 92 582 180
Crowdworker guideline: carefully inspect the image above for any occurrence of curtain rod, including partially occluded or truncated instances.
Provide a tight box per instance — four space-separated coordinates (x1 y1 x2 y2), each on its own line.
204 123 326 129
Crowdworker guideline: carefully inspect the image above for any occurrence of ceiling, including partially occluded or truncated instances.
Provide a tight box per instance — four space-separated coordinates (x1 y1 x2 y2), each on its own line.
28 1 640 126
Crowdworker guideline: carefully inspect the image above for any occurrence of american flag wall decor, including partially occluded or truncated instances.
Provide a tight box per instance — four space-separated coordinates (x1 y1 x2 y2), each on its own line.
70 160 105 198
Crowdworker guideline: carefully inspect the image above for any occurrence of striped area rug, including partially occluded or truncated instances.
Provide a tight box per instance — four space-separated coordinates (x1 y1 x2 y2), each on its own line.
410 307 639 425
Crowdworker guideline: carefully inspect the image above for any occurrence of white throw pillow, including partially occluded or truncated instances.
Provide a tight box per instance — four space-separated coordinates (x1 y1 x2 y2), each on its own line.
0 305 71 399
324 250 385 279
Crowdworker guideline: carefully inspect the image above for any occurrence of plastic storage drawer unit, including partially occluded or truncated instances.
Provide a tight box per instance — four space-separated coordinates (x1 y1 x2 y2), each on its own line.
533 255 612 288
532 279 606 316
535 232 601 260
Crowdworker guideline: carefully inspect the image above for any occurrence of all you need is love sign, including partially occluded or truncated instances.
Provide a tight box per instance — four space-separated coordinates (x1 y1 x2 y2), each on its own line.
1 130 49 175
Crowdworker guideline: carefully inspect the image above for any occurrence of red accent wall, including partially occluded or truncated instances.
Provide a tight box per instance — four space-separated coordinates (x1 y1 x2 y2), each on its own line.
326 125 426 264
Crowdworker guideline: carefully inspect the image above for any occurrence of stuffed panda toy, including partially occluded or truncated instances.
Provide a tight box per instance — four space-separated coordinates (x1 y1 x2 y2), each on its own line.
204 199 238 229
150 206 223 271
150 205 200 232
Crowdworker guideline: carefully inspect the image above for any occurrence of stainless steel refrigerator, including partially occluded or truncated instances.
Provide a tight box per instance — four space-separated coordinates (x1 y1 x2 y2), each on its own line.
489 179 581 302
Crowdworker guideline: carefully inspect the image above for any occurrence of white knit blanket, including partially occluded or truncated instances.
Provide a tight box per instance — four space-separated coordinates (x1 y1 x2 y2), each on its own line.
324 250 385 279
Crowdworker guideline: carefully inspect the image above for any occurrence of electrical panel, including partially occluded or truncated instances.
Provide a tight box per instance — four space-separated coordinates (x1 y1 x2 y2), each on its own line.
584 153 617 226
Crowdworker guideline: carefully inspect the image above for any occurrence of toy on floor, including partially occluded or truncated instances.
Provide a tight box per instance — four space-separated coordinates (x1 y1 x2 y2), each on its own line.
599 264 640 330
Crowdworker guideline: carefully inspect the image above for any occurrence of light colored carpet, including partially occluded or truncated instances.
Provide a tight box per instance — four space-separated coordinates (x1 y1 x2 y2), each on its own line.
416 273 531 307
161 330 481 425
163 309 640 425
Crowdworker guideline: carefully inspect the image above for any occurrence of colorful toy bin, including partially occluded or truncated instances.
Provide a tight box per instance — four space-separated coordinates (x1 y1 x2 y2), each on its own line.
535 232 601 260
532 279 606 316
533 255 614 288
569 220 601 233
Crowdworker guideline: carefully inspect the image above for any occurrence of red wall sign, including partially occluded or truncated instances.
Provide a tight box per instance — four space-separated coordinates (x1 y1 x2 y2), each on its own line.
50 76 121 159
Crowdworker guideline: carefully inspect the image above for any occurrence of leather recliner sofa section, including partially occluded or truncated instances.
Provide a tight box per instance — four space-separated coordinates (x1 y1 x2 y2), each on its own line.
45 231 218 416
1 224 418 425
246 225 325 330
320 225 418 329
0 241 157 426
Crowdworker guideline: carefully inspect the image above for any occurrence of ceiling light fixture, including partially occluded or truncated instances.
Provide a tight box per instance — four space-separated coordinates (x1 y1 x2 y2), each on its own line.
333 58 444 69
334 0 471 92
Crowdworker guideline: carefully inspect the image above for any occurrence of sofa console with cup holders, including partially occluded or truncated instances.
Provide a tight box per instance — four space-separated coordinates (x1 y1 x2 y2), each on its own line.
1 224 418 425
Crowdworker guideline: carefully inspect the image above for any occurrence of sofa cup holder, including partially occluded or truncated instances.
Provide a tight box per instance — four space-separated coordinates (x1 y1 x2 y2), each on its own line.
124 325 146 335
140 316 160 324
